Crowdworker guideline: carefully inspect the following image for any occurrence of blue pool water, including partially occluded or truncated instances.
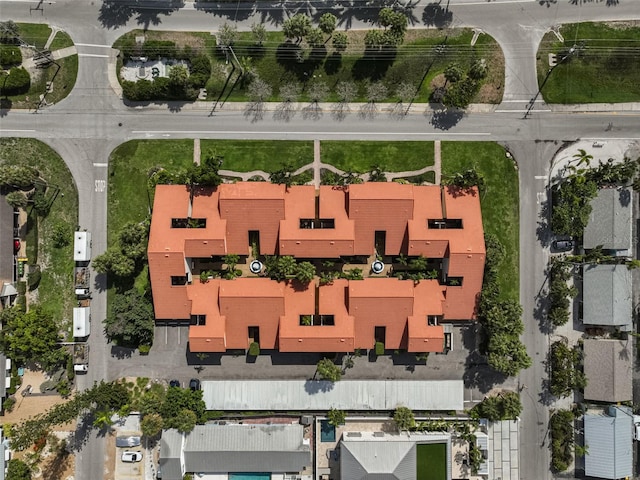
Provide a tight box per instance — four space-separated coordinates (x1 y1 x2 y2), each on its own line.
320 420 336 442
229 473 271 480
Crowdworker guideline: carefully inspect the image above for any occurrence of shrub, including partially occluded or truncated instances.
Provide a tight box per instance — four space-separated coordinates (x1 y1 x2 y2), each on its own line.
51 222 71 248
16 281 26 295
0 45 22 67
138 344 151 355
0 67 30 96
549 409 574 472
142 40 177 59
375 341 385 356
3 396 16 413
27 265 41 291
248 342 260 356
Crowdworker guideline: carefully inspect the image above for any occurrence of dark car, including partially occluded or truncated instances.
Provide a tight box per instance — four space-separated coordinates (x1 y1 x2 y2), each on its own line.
552 238 574 252
169 379 180 388
189 378 201 391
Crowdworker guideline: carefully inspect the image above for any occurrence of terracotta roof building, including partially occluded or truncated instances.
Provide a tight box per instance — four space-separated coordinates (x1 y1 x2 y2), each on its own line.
148 183 485 354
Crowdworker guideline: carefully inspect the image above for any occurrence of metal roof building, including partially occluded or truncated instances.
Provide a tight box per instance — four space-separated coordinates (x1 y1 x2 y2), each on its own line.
341 432 451 480
582 264 632 331
584 187 632 253
158 424 311 480
584 406 633 480
202 380 464 411
583 339 632 402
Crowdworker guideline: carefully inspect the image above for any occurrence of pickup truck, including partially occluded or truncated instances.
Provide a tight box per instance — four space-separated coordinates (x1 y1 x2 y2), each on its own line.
73 343 89 373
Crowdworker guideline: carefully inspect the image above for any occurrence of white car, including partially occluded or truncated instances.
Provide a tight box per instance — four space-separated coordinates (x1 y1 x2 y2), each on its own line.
633 416 640 441
121 451 143 463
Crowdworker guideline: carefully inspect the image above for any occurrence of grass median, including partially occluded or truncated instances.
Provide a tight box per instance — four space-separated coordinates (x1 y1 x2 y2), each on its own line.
537 21 640 103
200 140 313 172
321 141 435 173
442 141 519 301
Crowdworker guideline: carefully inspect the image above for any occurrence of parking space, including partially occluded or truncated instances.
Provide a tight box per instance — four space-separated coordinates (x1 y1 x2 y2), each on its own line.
113 414 145 480
152 324 190 352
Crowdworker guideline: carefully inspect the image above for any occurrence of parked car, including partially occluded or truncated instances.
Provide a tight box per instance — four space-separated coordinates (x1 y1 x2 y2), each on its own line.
633 416 640 441
552 238 574 252
121 451 143 463
169 379 180 388
189 378 201 391
13 239 20 254
116 436 141 448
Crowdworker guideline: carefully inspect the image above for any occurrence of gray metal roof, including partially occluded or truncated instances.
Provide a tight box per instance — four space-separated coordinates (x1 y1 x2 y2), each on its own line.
0 196 13 284
202 380 463 411
161 424 311 474
583 339 632 402
582 264 632 330
0 354 5 400
158 429 183 480
341 433 451 480
584 187 632 251
584 406 633 480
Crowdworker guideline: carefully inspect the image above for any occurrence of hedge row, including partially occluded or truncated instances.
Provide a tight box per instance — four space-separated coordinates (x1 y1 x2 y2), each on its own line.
0 67 30 96
0 45 22 67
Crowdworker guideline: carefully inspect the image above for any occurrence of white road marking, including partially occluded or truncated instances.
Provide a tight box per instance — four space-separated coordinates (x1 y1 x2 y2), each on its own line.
78 53 109 58
534 176 546 180
0 129 36 133
132 130 492 136
94 180 106 192
75 43 112 48
495 109 551 113
536 192 545 205
92 162 108 167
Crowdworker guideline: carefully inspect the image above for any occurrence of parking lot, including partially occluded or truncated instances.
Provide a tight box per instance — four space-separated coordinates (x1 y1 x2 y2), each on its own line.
112 415 146 480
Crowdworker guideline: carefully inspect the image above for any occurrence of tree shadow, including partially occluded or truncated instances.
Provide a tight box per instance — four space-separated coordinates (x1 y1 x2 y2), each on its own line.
538 0 557 6
538 377 555 406
324 52 342 75
302 102 323 120
352 47 396 81
0 97 12 115
98 0 184 29
195 0 254 22
461 323 509 394
167 101 188 113
69 413 94 451
537 192 552 247
429 108 464 130
304 379 335 393
422 1 453 28
331 102 350 121
358 102 378 120
110 345 135 359
41 449 72 480
273 102 297 122
244 101 266 123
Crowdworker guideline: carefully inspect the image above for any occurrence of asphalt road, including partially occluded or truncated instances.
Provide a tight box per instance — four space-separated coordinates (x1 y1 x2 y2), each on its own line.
1 1 640 479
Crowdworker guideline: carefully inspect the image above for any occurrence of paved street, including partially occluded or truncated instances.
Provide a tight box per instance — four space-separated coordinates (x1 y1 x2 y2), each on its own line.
1 1 640 479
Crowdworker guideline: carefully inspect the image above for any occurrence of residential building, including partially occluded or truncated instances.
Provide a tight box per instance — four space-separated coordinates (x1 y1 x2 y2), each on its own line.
582 264 632 331
584 405 633 480
148 183 485 354
583 339 632 403
584 187 632 255
0 196 16 310
158 424 311 480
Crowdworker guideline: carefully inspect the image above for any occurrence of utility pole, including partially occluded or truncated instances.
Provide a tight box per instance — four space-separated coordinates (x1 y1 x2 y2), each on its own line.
523 46 575 119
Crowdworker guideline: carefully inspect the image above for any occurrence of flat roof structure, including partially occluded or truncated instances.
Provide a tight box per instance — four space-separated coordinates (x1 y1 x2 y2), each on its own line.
148 183 485 354
583 264 632 331
201 380 464 411
0 195 14 286
583 339 632 403
584 187 632 252
584 406 633 480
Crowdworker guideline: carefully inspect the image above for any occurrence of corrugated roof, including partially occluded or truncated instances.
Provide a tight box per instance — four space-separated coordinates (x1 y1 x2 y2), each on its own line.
0 196 13 284
584 188 632 251
158 429 183 480
202 380 463 411
181 424 310 473
583 339 632 402
584 407 633 479
583 264 632 329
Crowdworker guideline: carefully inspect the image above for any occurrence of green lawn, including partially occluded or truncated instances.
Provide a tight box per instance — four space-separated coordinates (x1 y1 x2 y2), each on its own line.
441 142 519 301
49 30 74 50
199 140 313 172
416 443 447 480
537 22 640 103
0 138 78 331
16 23 52 50
108 140 194 244
321 141 435 173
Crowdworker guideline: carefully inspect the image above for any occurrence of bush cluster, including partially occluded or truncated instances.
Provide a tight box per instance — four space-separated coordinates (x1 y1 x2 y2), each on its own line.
547 261 577 327
0 45 22 67
550 409 574 472
0 67 30 96
122 77 198 102
470 391 522 421
549 341 586 398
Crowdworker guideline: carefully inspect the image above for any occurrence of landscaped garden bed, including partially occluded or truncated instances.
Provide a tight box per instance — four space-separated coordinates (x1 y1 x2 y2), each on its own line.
537 21 640 103
113 17 504 105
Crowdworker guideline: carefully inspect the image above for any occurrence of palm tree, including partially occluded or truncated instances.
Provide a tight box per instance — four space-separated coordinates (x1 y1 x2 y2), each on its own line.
93 410 114 430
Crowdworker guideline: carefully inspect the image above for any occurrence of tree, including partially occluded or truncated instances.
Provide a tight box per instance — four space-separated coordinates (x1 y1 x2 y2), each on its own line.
366 82 388 104
247 77 272 102
141 413 164 437
319 13 337 37
306 28 324 48
93 248 136 278
118 221 149 261
6 459 31 480
328 408 346 426
550 176 597 237
571 148 593 169
444 63 464 85
251 22 267 45
136 383 167 415
307 81 330 104
93 409 114 430
393 406 415 431
316 358 342 382
364 30 385 50
378 8 407 44
283 14 311 43
336 81 357 103
265 255 297 281
189 153 223 187
0 306 66 370
0 165 38 189
368 164 387 182
442 77 478 109
175 409 197 433
468 59 488 80
0 21 19 44
5 190 28 209
332 32 348 52
218 22 237 47
295 261 316 283
104 289 154 348
269 163 296 188
396 82 417 104
279 81 301 103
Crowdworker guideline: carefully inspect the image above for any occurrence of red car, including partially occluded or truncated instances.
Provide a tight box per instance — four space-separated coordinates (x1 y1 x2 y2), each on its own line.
13 239 21 254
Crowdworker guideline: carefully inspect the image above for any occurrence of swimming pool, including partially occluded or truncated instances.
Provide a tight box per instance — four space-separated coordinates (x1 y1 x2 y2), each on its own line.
229 473 271 480
320 420 336 442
